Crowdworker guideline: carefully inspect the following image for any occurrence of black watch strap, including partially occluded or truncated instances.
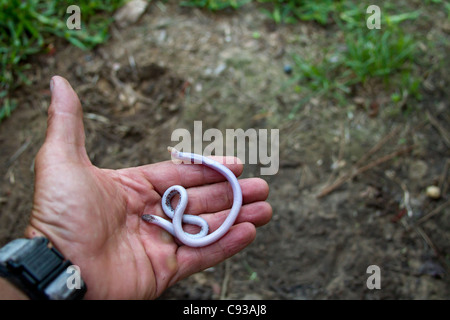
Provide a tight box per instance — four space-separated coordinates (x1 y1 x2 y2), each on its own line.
0 237 87 300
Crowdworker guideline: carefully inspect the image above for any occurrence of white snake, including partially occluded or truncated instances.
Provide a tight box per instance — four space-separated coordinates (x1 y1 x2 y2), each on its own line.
142 147 243 247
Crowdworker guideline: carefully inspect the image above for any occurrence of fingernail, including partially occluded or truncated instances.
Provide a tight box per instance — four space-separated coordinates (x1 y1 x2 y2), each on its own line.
50 78 54 92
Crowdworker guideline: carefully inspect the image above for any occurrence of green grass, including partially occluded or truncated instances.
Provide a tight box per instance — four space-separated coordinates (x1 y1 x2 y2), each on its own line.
288 27 420 118
1 0 446 122
290 7 420 89
180 0 252 11
285 2 423 118
178 0 433 118
258 0 336 24
188 0 337 24
0 0 128 122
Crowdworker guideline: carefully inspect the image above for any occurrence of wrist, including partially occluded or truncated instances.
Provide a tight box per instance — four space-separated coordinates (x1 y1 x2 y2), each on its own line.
0 237 87 300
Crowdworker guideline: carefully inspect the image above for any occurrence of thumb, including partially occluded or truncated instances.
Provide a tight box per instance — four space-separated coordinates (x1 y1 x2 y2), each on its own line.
41 76 90 165
26 77 90 239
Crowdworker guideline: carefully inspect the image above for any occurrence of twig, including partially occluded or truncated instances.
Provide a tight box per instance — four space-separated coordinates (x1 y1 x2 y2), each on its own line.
317 126 403 198
220 260 231 300
5 137 32 167
326 122 347 186
414 200 450 227
316 145 414 198
354 145 414 177
438 159 449 195
316 174 348 199
354 126 401 168
427 111 450 149
337 122 346 165
415 226 439 256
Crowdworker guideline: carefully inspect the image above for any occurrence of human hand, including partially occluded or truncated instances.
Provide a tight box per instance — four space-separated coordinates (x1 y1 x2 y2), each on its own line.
25 76 272 299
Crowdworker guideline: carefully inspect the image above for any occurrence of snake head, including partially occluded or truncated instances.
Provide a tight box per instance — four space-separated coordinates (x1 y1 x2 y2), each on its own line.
141 214 156 223
167 146 179 155
168 146 184 164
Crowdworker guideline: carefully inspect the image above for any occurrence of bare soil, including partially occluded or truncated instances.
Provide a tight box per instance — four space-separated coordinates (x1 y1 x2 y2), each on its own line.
0 2 449 299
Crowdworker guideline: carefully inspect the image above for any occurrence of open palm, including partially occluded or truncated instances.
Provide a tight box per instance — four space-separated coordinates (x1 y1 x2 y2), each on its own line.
25 76 271 300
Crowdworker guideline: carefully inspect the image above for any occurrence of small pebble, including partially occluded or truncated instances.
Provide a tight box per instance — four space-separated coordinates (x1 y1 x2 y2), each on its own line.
283 64 293 75
426 185 441 199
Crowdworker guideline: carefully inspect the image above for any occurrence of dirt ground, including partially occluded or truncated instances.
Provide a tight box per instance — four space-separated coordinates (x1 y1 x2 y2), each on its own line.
0 2 449 299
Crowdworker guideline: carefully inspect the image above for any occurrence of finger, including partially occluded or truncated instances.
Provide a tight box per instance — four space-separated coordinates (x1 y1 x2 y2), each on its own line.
184 178 269 215
208 201 272 228
136 156 243 195
41 76 89 165
181 201 272 235
173 222 256 283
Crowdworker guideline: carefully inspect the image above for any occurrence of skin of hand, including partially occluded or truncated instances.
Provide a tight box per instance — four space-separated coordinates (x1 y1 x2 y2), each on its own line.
24 76 272 300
